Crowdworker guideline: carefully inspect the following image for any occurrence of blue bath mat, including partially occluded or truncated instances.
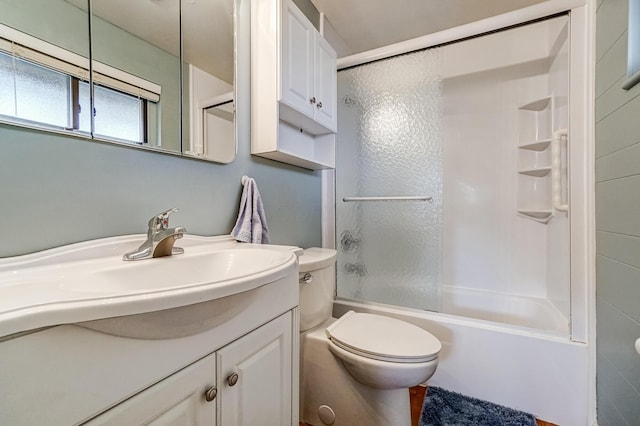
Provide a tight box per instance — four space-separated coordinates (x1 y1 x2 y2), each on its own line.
420 387 537 426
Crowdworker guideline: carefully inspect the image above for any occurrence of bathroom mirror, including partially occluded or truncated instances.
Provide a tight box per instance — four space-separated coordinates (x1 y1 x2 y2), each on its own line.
0 0 90 135
89 0 182 152
182 0 237 163
0 0 237 163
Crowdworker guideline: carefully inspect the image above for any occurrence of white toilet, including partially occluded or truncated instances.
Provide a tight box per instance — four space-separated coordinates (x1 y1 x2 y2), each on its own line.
299 248 442 426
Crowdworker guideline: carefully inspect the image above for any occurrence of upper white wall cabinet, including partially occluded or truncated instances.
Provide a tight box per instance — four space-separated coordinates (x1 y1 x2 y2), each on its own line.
251 0 337 170
280 1 337 133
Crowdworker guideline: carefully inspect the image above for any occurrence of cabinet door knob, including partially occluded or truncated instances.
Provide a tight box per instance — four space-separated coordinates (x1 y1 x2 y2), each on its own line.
317 101 323 109
204 386 217 402
227 372 239 386
310 96 316 104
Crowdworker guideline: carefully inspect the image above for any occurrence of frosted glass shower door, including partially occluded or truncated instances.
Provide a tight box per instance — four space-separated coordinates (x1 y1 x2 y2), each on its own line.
335 49 443 312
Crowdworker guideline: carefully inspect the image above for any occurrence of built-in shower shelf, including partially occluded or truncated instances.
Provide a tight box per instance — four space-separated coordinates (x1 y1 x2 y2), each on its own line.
518 96 552 111
516 93 555 224
518 167 551 177
517 209 553 223
518 139 552 151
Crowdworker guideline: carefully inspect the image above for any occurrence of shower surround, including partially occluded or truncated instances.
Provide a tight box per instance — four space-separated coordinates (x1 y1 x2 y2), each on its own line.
331 3 594 424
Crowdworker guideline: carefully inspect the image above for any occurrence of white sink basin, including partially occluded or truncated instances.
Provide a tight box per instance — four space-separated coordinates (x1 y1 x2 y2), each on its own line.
0 235 300 338
66 248 291 294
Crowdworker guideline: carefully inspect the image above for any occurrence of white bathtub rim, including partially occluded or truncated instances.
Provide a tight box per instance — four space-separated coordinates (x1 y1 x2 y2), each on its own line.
333 298 585 345
441 285 570 333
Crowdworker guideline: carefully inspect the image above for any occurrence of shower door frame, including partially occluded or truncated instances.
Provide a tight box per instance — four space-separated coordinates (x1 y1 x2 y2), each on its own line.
322 0 595 419
323 0 594 342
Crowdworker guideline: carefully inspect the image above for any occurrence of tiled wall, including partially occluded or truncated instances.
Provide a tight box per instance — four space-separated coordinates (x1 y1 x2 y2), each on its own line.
595 0 640 424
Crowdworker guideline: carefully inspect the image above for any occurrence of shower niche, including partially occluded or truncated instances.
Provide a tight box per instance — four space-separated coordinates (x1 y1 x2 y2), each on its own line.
516 95 554 223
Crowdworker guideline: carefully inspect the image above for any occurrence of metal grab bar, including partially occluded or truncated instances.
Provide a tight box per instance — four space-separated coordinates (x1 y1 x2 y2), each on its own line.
342 196 433 203
551 129 568 212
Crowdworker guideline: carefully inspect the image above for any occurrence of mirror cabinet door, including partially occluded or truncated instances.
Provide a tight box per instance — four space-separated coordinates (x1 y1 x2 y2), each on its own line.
89 0 181 152
0 0 237 163
182 0 237 163
0 0 90 135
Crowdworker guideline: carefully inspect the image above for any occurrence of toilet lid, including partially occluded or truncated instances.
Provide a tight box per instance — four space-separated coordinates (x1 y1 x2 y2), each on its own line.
325 311 441 363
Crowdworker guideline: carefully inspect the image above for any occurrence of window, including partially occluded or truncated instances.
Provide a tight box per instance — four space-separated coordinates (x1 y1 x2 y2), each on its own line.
0 24 160 144
0 51 73 129
624 0 640 89
79 82 146 143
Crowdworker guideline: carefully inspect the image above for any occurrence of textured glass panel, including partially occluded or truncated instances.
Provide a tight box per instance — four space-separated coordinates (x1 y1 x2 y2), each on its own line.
629 0 640 78
10 55 70 127
78 81 91 133
14 58 70 127
0 52 17 117
336 48 443 312
93 84 143 143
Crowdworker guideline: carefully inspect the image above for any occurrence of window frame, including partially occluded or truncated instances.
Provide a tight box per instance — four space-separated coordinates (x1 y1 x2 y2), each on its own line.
623 0 640 90
0 22 160 144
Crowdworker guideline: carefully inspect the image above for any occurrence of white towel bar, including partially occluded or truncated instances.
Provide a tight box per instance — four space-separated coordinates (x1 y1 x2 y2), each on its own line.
342 196 433 203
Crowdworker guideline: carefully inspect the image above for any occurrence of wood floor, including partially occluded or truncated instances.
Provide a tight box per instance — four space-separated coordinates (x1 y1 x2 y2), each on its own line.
300 385 558 426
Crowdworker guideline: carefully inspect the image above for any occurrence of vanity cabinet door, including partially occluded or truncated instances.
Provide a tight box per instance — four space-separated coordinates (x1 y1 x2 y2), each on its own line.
85 353 217 425
217 311 293 426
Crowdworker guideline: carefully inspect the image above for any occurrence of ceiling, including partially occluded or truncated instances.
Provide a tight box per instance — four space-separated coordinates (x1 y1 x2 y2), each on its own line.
310 0 548 56
64 0 549 82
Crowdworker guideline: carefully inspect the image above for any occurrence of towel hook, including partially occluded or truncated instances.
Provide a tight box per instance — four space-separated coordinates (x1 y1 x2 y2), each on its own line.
241 175 250 186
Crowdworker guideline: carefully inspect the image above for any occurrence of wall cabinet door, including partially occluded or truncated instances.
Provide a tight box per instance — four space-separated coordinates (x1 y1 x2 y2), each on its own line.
217 311 293 426
281 0 315 118
85 353 217 425
280 0 336 133
314 33 337 132
251 0 336 169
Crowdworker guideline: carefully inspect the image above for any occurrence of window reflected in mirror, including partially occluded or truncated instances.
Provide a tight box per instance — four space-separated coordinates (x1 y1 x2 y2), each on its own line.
89 0 180 151
0 0 90 137
0 0 238 163
0 50 81 131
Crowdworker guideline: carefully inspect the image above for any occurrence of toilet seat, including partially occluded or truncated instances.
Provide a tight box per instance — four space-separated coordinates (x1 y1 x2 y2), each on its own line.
325 311 441 363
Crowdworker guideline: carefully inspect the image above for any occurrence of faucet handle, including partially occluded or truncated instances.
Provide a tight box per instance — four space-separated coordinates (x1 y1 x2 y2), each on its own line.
148 208 179 231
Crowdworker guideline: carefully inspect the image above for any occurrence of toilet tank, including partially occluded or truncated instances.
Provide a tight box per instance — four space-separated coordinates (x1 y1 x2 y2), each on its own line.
299 248 337 332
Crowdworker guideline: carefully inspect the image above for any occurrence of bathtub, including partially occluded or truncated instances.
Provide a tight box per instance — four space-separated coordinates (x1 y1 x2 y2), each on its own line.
333 298 588 426
441 286 569 335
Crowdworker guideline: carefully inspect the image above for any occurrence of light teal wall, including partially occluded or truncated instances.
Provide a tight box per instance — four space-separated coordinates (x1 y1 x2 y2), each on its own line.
0 0 89 57
0 122 322 257
595 0 640 424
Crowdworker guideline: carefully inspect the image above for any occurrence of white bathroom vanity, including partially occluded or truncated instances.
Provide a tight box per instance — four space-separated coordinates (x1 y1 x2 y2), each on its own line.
0 235 301 425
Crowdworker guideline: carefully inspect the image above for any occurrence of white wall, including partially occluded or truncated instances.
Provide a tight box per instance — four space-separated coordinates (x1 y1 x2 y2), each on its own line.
187 64 233 156
546 19 571 317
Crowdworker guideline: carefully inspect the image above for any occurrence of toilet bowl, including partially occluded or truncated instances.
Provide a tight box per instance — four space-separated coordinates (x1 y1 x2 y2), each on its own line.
326 311 440 389
299 248 441 426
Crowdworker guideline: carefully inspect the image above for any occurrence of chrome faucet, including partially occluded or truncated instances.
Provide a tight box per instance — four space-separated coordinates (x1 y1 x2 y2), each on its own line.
123 208 187 261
